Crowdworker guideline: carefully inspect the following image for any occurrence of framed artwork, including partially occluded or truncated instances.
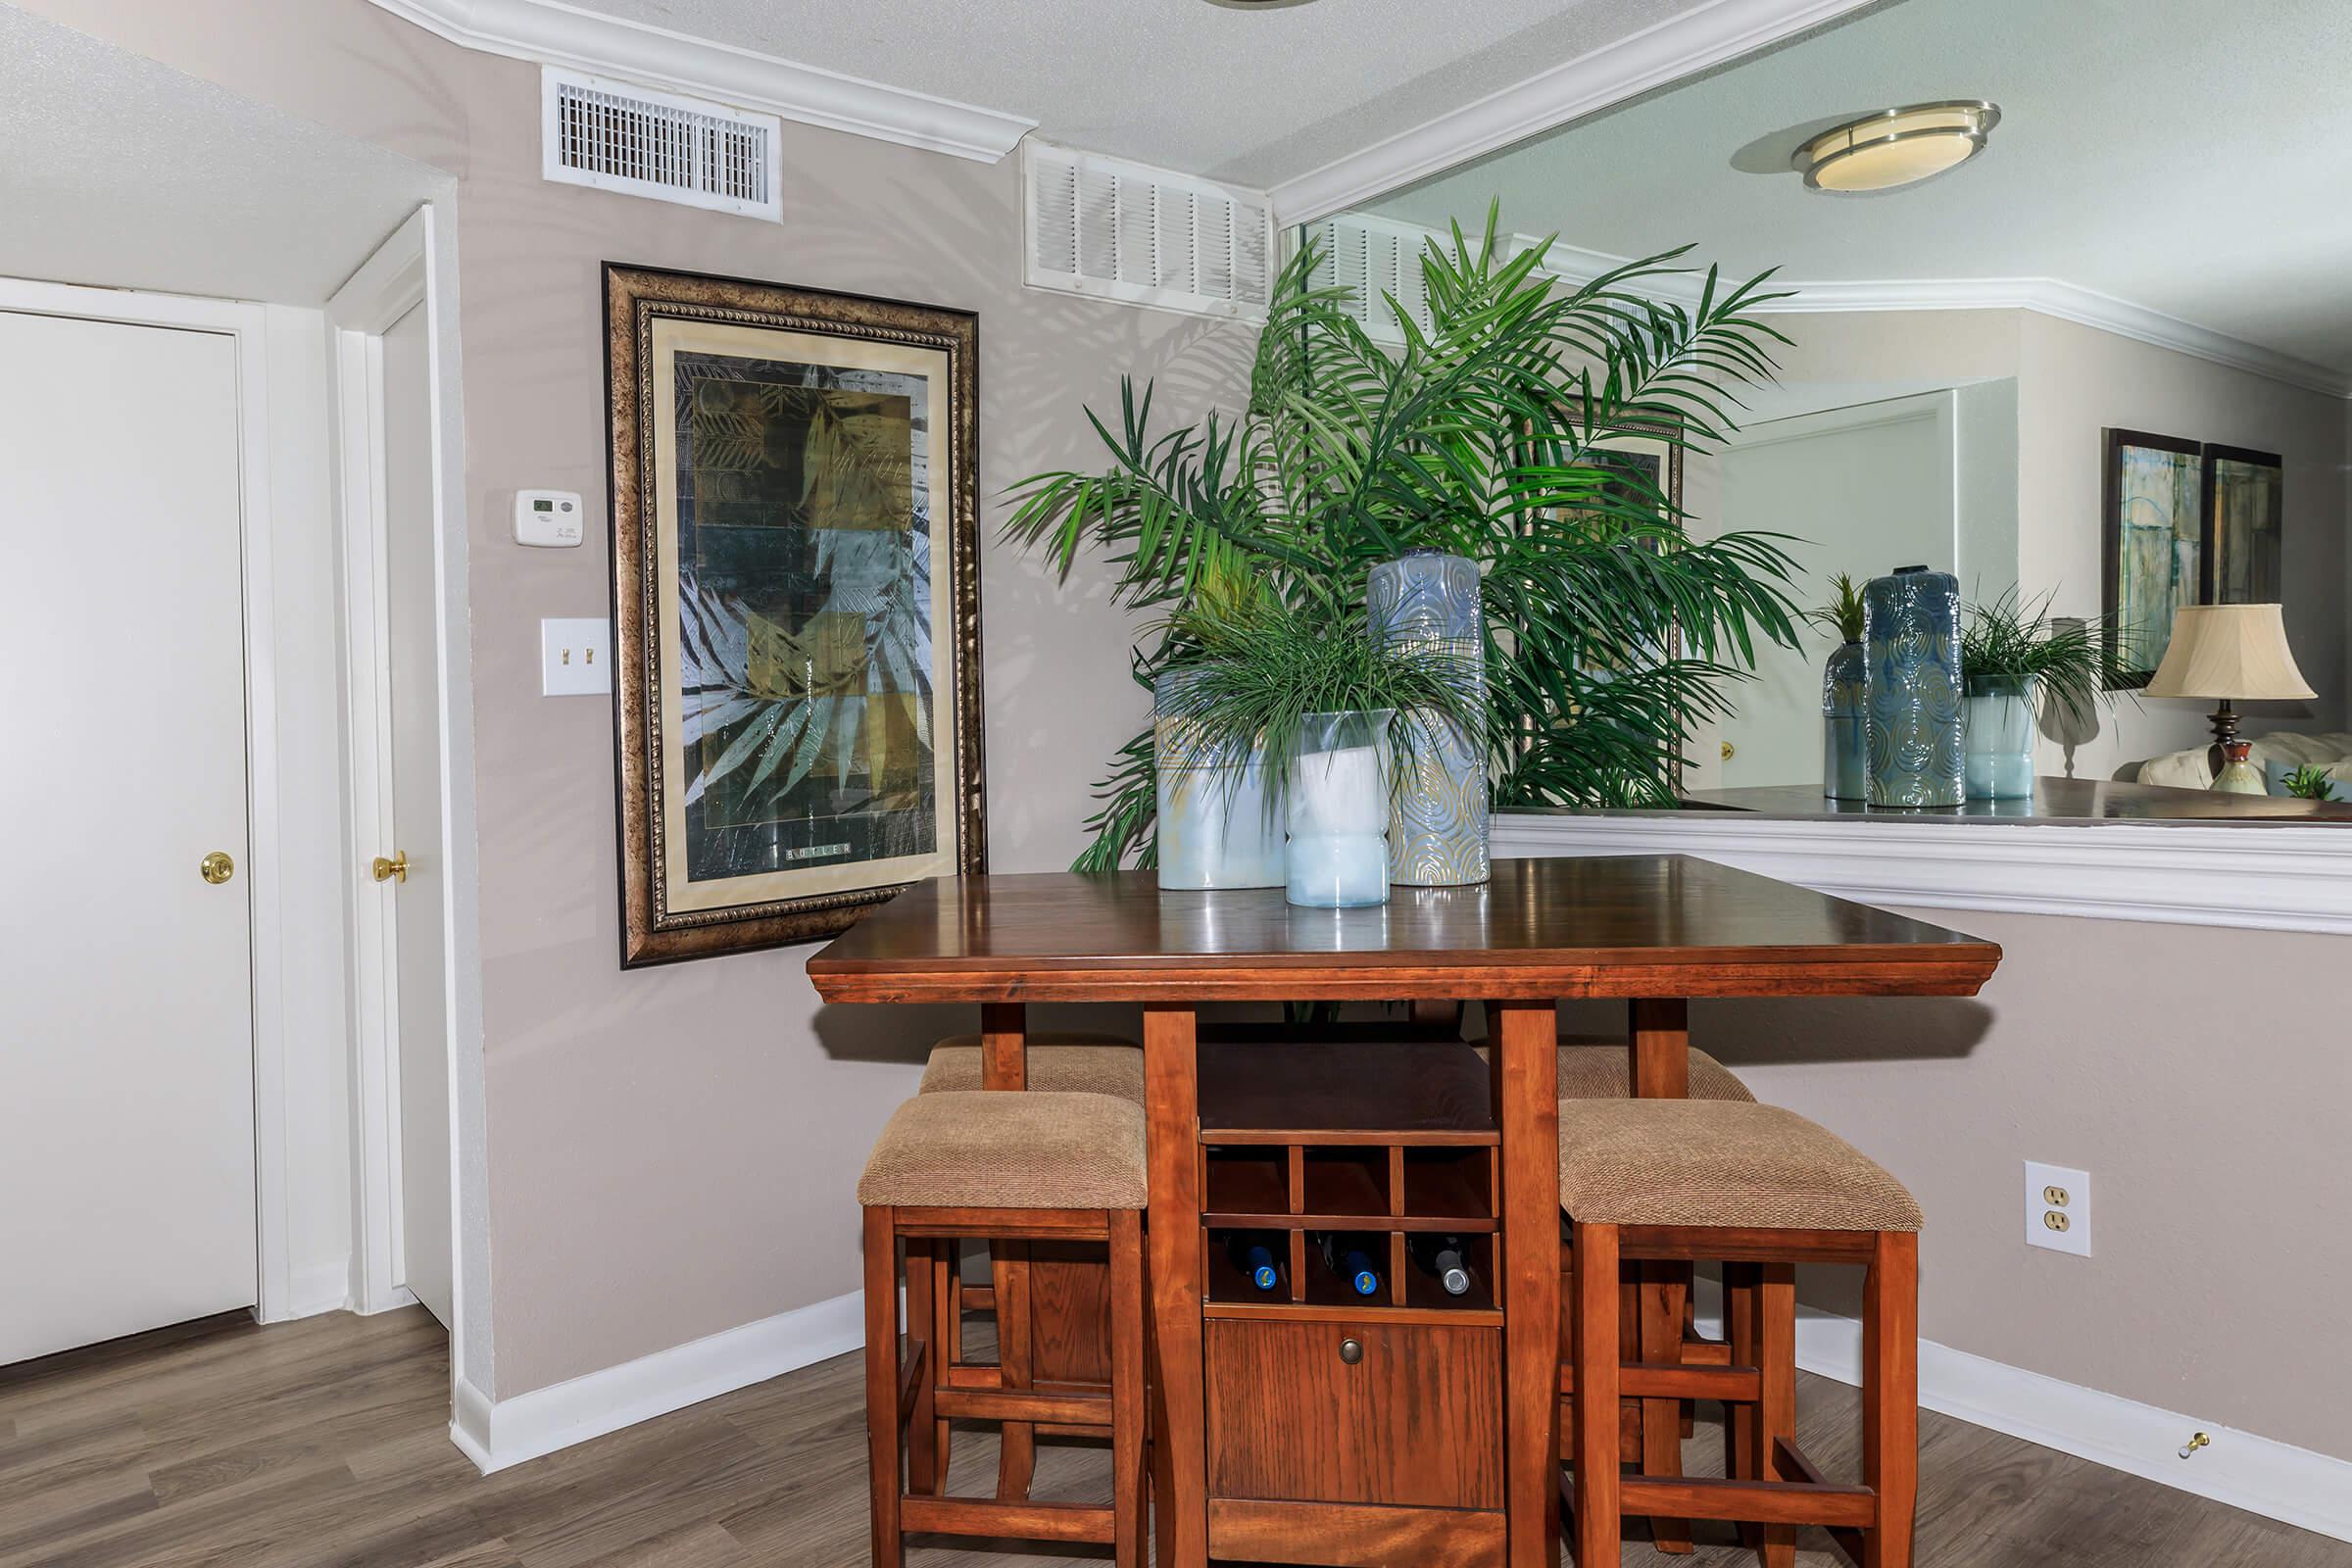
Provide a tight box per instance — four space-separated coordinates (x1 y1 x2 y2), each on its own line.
605 264 984 966
2201 443 2282 605
2101 428 2201 687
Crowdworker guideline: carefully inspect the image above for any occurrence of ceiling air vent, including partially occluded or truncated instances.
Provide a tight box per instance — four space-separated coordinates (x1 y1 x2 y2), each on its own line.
1024 141 1272 320
1300 213 1439 347
541 68 782 221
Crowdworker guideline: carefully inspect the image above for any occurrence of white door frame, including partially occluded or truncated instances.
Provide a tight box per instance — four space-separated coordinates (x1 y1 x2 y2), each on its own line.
329 212 428 1318
0 274 299 1322
327 205 472 1329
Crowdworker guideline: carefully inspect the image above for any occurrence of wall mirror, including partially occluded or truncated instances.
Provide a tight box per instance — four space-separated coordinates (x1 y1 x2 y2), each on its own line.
1319 0 2348 794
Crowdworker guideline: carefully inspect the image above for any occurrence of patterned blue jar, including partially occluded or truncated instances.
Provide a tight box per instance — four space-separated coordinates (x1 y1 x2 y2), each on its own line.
1863 565 1964 808
1367 549 1490 886
1822 640 1868 802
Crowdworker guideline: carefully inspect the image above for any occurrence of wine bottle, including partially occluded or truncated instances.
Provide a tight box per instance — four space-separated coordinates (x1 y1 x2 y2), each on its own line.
1225 1233 1282 1294
1318 1233 1383 1298
1408 1234 1472 1297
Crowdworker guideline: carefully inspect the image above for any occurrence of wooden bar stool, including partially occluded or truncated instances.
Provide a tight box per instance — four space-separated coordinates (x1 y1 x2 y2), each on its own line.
859 1090 1150 1567
1559 1100 1922 1568
918 1030 1141 1496
919 1031 1144 1101
1556 1038 1755 1103
1558 1035 1756 1552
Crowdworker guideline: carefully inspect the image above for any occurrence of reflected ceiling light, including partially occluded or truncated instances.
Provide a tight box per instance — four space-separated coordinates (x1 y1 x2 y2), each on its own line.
1792 101 2000 193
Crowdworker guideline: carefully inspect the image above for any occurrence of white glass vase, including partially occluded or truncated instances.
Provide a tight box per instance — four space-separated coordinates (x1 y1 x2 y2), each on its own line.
1154 668 1284 889
1285 710 1393 908
1963 674 2035 800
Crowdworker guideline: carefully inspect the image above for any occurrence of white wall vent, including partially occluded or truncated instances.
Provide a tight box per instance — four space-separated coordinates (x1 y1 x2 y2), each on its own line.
1300 213 1441 346
1024 141 1272 321
542 68 782 221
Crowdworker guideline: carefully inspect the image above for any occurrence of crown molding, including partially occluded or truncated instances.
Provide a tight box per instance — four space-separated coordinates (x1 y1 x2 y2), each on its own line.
1268 0 1880 227
1771 275 2352 398
365 0 1034 164
1498 230 2351 399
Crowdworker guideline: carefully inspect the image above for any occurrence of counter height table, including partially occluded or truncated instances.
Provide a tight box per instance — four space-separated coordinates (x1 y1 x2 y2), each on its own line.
808 855 2001 1568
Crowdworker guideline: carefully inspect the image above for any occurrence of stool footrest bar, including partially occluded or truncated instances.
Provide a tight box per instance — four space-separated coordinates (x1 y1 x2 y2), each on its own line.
1621 1475 1877 1529
898 1495 1117 1544
934 1387 1113 1427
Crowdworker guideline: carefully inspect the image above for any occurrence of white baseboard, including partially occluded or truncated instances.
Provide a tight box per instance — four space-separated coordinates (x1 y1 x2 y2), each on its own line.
446 1289 865 1475
436 1278 2352 1542
1691 1284 2352 1544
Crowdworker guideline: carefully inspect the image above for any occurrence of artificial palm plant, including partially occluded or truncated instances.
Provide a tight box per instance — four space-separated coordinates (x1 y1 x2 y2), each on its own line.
1958 587 2124 728
1007 204 1806 870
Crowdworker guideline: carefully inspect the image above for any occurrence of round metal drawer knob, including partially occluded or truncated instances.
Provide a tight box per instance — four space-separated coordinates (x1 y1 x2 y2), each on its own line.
1339 1338 1363 1365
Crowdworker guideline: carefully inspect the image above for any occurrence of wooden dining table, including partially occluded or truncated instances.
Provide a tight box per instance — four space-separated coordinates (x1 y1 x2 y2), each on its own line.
808 854 2000 1568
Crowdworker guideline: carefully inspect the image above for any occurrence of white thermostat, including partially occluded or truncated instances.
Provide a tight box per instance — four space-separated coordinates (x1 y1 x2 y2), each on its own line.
514 489 584 547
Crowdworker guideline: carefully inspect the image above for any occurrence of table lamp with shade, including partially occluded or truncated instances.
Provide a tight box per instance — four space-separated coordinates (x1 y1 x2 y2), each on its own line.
2142 603 2315 786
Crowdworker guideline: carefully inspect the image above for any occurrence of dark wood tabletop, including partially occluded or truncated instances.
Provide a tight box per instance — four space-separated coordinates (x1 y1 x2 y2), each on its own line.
806 855 2001 1003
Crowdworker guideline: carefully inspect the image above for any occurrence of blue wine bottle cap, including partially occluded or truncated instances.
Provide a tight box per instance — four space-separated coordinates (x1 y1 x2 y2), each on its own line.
1251 1263 1279 1291
1351 1269 1379 1297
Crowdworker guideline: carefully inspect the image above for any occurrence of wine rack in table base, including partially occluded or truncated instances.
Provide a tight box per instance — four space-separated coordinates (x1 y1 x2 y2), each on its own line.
1193 1037 1510 1567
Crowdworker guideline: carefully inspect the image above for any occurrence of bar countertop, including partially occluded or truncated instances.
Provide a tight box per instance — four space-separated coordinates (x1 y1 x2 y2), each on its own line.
1652 777 2352 826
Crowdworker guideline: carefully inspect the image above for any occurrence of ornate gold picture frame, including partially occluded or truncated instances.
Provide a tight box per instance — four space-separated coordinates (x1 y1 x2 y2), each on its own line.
605 264 984 966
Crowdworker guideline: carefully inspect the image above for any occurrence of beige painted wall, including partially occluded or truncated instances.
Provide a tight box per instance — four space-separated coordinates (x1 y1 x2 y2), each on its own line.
30 0 1256 1397
1563 906 2352 1464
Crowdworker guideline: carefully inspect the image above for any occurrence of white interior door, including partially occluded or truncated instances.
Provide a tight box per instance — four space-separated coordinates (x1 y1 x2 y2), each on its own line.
0 309 258 1364
382 301 453 1330
1702 392 1959 789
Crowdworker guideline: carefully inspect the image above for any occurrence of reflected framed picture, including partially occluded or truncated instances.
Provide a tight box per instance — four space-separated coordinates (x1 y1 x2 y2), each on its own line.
2101 428 2201 687
2201 443 2282 606
605 264 984 966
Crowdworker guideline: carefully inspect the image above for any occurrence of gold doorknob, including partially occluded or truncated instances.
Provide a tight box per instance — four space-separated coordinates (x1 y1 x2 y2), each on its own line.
200 851 235 885
372 851 410 885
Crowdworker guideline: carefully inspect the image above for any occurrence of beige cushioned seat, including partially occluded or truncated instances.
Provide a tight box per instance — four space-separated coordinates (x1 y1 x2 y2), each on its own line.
1559 1101 1921 1233
858 1092 1147 1211
1556 1040 1754 1103
919 1032 1143 1102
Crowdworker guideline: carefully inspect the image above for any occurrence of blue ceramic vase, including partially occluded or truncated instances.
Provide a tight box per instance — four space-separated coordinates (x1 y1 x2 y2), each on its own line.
1821 640 1868 802
1863 565 1964 808
1367 549 1489 886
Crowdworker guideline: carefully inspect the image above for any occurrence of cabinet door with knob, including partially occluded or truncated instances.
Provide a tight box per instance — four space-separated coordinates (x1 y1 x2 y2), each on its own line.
1203 1318 1503 1509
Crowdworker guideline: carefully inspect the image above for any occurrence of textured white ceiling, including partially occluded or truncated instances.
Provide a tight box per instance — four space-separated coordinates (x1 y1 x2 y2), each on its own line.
0 6 447 306
1370 0 2352 374
556 0 1713 186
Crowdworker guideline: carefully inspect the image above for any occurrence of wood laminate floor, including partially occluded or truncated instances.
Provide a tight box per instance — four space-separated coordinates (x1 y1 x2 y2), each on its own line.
1 1307 2342 1567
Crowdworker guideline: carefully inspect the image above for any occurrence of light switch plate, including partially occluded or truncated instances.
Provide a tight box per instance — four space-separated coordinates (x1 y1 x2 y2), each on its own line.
541 617 611 696
2025 1160 2091 1256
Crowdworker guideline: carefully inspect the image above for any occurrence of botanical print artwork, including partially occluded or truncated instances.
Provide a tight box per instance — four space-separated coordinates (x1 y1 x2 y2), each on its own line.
2105 432 2201 680
606 264 981 964
2204 446 2282 605
671 354 937 885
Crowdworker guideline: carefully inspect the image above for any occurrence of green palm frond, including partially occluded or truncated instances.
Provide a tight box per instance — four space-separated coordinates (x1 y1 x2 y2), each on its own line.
1010 199 1806 866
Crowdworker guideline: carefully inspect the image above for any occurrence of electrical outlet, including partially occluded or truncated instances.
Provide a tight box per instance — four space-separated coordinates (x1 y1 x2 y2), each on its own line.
2025 1160 2090 1256
541 617 611 697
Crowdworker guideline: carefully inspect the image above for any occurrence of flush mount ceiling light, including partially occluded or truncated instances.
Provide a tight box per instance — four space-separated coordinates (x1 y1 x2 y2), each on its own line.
1792 101 2000 193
